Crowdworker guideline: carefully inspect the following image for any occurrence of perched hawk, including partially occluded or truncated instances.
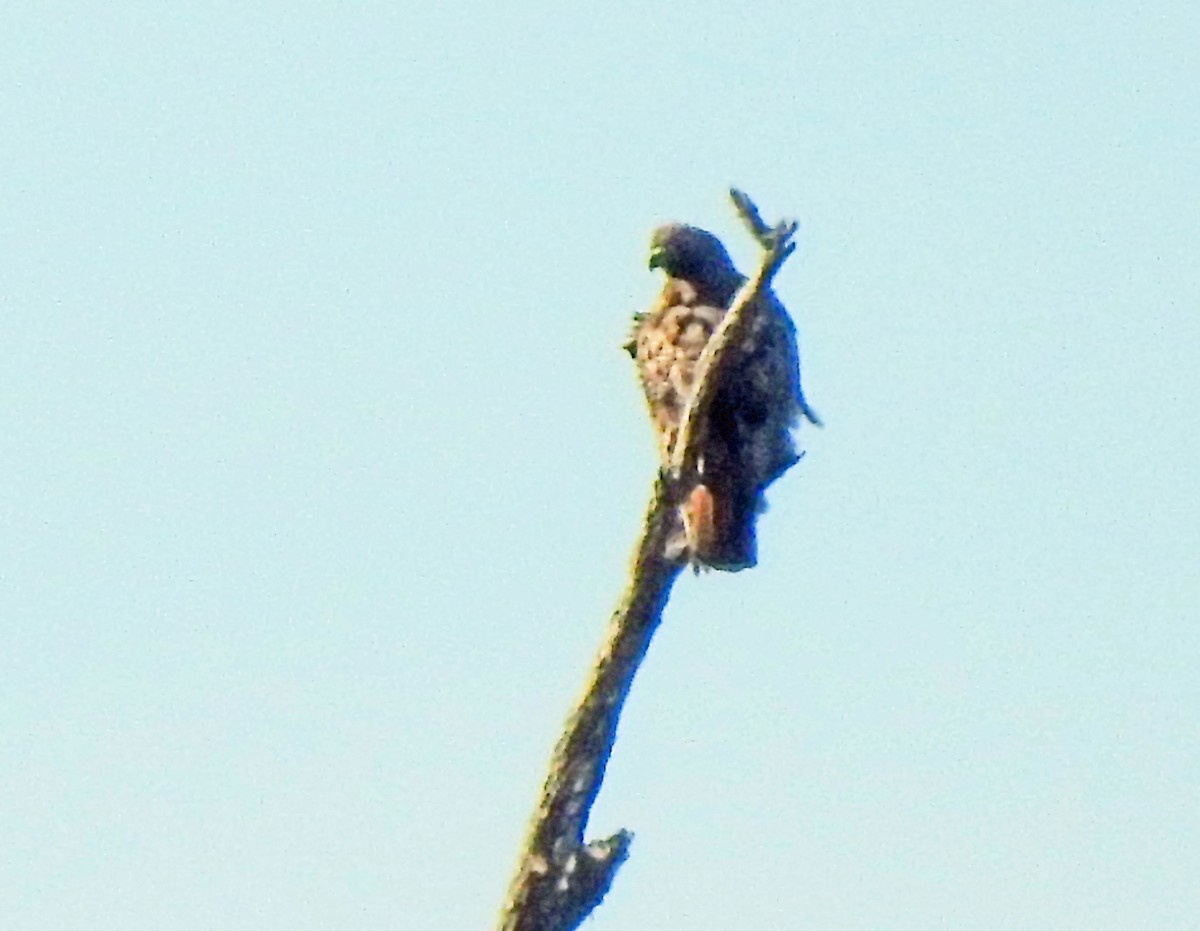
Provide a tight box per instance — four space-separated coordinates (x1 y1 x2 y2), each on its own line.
625 223 819 571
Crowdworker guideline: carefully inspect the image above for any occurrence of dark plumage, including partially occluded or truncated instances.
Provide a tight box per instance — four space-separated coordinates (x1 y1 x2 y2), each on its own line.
625 223 818 570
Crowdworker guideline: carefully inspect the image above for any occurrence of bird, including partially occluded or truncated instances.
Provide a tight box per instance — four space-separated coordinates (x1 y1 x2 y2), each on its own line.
624 222 819 571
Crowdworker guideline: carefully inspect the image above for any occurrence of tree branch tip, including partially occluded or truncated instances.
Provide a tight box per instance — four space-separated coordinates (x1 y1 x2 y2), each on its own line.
729 187 774 245
731 189 800 250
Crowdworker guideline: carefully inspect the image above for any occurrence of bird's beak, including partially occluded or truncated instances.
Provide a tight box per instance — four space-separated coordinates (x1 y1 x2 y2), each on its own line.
648 247 664 271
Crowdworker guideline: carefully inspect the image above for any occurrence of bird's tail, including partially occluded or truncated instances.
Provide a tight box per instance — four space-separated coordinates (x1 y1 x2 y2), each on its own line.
677 482 758 572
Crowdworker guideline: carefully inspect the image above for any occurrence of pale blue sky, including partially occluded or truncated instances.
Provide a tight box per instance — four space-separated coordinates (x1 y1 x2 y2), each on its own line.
2 3 1197 929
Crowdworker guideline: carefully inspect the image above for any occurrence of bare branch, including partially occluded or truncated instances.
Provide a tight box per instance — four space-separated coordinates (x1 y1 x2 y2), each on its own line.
496 191 797 931
496 483 681 931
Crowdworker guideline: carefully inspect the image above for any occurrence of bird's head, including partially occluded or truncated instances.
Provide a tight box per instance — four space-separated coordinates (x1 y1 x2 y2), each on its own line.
647 223 737 283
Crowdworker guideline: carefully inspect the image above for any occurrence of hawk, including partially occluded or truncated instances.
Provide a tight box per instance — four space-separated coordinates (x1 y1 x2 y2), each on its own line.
625 223 819 571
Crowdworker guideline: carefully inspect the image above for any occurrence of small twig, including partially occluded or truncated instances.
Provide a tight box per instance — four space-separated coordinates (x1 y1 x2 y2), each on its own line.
495 191 796 931
731 186 799 251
